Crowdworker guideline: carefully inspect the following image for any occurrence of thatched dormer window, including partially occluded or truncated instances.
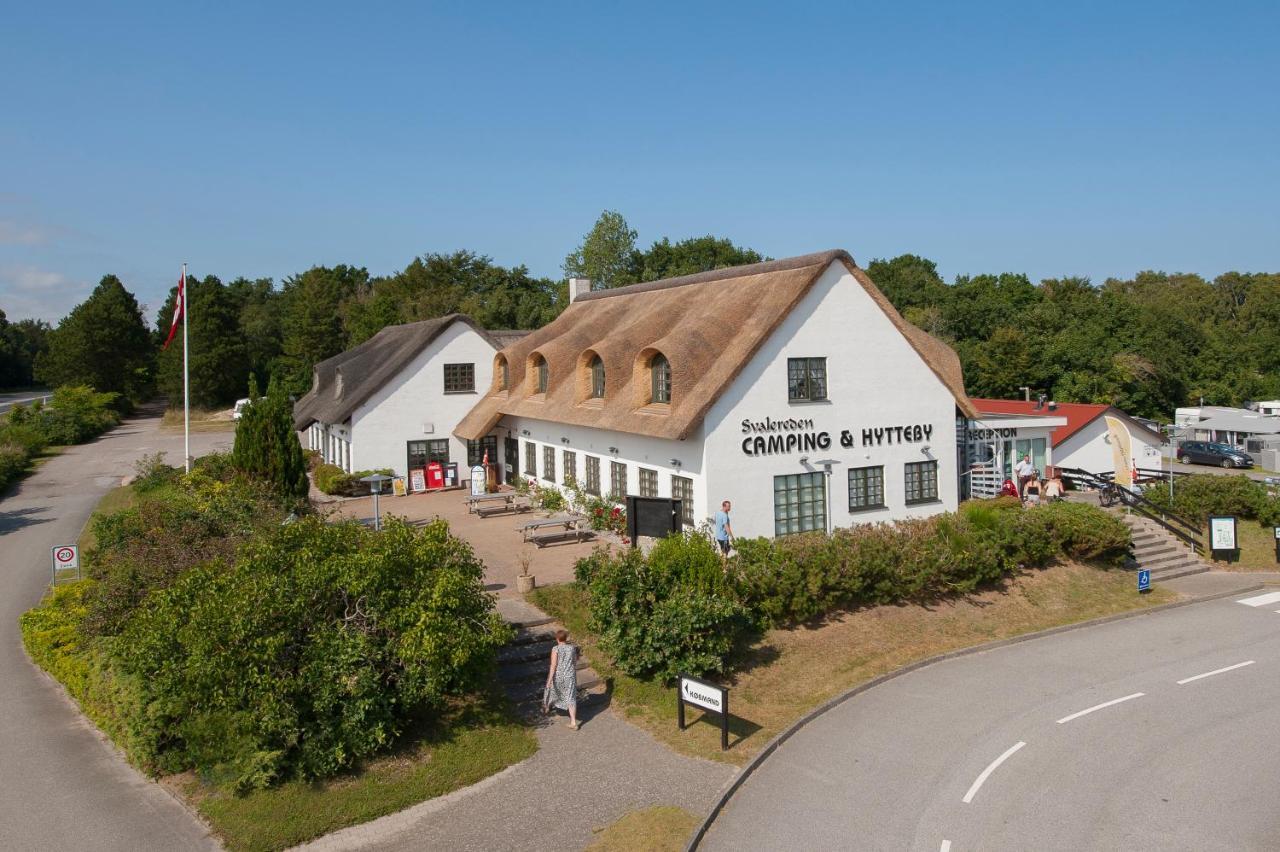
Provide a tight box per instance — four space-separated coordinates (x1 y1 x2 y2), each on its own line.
589 355 605 399
495 355 509 391
650 353 671 404
530 354 549 395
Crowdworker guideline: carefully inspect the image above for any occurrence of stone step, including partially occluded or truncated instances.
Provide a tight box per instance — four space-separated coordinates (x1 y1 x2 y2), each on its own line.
497 639 557 666
1140 551 1194 570
1151 562 1210 581
498 655 591 686
508 626 558 647
1133 545 1181 563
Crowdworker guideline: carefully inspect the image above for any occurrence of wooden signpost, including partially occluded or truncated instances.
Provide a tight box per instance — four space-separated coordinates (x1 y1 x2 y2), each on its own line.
678 673 730 751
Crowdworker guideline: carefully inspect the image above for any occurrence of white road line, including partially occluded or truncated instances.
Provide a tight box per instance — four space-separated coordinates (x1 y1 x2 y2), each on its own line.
962 741 1026 804
940 841 952 852
1055 692 1145 725
1237 591 1280 607
1176 660 1255 685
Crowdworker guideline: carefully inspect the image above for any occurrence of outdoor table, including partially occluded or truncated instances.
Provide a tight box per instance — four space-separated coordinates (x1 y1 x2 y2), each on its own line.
466 493 514 514
517 515 591 546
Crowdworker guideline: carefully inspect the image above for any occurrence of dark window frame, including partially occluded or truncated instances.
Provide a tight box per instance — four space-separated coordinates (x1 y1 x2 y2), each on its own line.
650 354 671 404
585 456 601 496
787 357 828 402
671 474 694 524
443 362 476 394
589 355 605 399
610 461 628 498
904 460 939 505
562 449 577 487
638 467 658 498
467 435 497 468
524 441 537 477
773 471 827 536
536 357 549 394
847 465 885 512
542 445 556 483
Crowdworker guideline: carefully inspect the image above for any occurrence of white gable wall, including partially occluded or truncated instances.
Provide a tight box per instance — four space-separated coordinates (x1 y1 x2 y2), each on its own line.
350 322 498 476
701 261 960 540
1054 417 1165 475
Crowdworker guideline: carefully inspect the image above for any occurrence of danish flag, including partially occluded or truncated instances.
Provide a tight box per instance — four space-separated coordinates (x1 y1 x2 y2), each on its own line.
162 269 185 350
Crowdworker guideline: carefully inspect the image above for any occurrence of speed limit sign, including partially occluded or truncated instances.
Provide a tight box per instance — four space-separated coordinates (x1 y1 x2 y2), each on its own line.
52 545 79 572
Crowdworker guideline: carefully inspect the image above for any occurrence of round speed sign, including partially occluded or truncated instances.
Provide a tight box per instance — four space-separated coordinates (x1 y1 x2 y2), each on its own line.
52 545 79 570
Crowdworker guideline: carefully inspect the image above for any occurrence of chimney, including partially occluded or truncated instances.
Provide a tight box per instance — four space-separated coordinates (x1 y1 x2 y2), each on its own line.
568 278 592 304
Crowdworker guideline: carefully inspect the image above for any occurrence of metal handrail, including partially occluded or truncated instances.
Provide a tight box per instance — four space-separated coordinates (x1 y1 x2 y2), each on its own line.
1055 466 1204 554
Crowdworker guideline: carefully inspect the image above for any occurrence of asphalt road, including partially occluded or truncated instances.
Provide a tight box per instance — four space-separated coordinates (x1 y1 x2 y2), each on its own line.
701 592 1280 852
0 388 51 414
0 405 231 850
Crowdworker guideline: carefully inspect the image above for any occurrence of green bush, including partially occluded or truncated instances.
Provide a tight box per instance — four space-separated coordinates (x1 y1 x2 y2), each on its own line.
0 442 32 491
1143 474 1267 525
36 385 121 444
114 516 508 789
578 535 752 682
232 376 308 499
312 465 393 496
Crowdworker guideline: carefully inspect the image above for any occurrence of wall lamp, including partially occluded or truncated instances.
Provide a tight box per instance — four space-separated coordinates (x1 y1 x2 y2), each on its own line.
561 437 571 445
521 429 531 436
670 458 682 468
608 446 619 455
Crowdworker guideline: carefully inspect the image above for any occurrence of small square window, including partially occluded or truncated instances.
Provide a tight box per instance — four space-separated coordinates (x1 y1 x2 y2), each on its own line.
444 363 475 394
848 466 885 511
787 357 827 402
905 460 939 504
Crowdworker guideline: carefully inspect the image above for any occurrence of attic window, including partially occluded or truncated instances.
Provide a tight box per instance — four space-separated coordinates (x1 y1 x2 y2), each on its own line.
650 354 671 404
495 355 509 391
334 370 343 398
530 354 548 395
589 355 605 399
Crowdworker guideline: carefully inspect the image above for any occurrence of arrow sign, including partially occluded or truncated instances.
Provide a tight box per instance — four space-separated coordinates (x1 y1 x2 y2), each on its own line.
679 676 724 713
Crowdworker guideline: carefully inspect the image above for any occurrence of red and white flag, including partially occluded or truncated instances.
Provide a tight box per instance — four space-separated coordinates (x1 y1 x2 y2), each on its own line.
162 269 185 350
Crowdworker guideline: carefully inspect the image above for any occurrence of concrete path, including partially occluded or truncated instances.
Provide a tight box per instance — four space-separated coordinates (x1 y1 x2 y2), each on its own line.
699 591 1280 851
0 404 230 850
296 705 735 852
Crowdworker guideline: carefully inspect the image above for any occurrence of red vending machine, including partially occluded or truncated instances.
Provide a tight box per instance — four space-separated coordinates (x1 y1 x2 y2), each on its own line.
425 461 444 490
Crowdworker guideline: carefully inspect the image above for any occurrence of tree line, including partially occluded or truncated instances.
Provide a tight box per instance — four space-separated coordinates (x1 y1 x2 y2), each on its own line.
3 209 1276 420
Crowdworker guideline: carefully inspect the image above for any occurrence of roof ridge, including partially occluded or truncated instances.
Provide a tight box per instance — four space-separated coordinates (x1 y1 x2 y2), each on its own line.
574 249 852 303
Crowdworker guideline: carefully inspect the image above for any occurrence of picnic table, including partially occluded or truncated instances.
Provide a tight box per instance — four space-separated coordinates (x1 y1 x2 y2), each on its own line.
476 495 532 518
517 515 594 547
466 492 517 514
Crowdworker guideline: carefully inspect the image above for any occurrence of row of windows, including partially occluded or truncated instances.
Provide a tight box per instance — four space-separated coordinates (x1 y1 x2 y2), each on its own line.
501 352 674 405
522 443 693 523
774 461 939 536
406 436 498 470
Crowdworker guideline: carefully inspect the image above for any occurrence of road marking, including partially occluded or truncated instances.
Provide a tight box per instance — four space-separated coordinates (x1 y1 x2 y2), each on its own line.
1055 692 1145 725
962 741 1025 804
940 841 951 852
1237 591 1280 607
1176 660 1255 685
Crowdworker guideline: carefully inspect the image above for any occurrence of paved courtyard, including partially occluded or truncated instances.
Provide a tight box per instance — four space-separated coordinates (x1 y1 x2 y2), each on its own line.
331 489 616 597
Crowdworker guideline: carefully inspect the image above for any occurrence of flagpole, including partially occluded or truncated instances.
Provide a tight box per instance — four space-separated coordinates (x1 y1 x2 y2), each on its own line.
182 262 190 473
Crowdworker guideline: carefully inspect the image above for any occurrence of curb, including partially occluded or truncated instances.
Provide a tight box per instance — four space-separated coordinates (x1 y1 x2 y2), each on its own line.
685 580 1264 851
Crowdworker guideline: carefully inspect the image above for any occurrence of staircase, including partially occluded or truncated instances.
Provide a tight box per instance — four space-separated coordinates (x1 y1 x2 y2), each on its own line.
495 599 606 709
1117 512 1210 582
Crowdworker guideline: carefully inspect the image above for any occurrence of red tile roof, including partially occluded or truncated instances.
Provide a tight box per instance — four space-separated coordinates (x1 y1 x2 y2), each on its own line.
969 398 1113 447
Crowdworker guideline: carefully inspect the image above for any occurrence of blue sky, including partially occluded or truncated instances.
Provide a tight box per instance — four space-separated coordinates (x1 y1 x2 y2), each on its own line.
2 1 1277 324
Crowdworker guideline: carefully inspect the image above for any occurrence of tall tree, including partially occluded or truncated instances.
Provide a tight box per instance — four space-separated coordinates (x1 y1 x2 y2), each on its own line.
866 254 950 314
232 375 308 499
35 275 153 403
563 210 637 289
155 275 251 408
278 265 368 393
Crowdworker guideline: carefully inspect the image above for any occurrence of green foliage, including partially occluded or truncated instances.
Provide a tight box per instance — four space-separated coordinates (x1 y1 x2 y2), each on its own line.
1143 474 1271 526
633 235 765 282
0 309 50 388
232 377 309 499
35 275 154 404
563 210 638 290
114 516 509 789
576 536 752 683
279 265 369 392
313 465 393 496
156 274 252 408
0 384 120 490
83 460 289 637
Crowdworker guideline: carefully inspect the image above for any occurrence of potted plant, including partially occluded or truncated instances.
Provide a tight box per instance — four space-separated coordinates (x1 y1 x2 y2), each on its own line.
515 546 536 594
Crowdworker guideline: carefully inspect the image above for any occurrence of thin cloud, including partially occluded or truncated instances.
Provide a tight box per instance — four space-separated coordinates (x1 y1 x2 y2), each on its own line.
0 264 92 322
0 219 52 245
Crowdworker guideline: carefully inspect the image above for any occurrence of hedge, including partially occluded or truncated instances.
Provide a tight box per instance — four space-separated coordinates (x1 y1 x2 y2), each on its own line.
1143 473 1280 528
0 385 120 491
313 465 394 496
573 499 1131 681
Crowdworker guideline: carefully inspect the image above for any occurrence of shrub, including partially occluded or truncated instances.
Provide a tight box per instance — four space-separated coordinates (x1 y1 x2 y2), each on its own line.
312 464 393 496
232 376 308 499
579 535 752 682
1143 473 1267 525
114 516 508 789
0 442 32 491
37 385 121 444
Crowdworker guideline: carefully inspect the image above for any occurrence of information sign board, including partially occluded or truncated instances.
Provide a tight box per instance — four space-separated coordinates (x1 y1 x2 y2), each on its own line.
409 469 426 492
1209 515 1238 552
470 465 486 496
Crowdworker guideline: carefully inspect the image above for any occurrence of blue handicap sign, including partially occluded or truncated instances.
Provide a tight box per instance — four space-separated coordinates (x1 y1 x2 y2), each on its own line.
1137 569 1151 592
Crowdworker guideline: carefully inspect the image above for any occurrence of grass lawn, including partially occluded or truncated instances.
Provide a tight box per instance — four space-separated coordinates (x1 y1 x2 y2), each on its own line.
587 806 699 852
532 562 1179 766
160 407 237 432
184 697 536 852
1205 519 1279 572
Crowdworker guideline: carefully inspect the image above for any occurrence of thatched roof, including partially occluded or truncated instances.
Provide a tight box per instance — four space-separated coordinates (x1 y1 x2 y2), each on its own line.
293 314 522 429
454 250 976 442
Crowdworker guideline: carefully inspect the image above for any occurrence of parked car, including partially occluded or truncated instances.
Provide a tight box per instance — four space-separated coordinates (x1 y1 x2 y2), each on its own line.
1177 441 1254 469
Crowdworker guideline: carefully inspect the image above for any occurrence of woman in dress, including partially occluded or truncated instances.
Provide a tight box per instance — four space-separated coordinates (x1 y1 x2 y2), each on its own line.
543 629 579 729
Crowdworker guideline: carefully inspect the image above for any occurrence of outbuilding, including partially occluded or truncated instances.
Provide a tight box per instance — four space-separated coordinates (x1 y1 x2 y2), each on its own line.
293 314 527 484
455 250 978 539
970 398 1166 479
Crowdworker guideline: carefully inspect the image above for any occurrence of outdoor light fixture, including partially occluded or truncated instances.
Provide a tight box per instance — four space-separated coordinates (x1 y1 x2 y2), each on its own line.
799 456 809 465
670 458 681 467
561 437 570 444
521 429 530 436
359 473 394 532
608 446 619 455
921 445 931 454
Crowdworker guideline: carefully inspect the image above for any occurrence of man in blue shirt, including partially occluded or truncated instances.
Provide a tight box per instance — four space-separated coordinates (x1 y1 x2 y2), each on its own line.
712 500 734 557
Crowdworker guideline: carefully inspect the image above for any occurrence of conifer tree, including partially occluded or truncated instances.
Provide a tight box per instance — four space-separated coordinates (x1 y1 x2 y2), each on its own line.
232 375 308 499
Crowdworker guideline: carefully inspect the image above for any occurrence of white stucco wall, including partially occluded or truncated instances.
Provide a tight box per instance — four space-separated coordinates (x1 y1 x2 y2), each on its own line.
1054 419 1165 474
701 262 961 539
500 415 707 520
349 322 500 477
